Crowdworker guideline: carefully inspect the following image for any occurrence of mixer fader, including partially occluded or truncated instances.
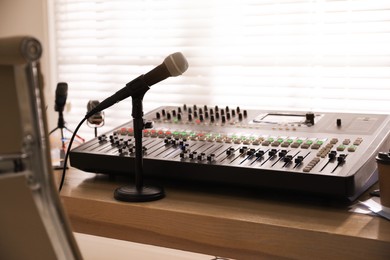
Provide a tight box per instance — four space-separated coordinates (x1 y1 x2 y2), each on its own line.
70 105 390 199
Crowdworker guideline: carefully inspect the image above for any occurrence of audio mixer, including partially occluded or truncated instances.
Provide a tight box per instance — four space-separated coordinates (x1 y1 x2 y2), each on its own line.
70 105 390 200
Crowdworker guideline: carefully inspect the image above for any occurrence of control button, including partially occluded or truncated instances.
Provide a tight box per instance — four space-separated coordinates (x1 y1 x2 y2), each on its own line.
353 137 363 145
337 145 346 151
336 118 342 127
342 139 350 145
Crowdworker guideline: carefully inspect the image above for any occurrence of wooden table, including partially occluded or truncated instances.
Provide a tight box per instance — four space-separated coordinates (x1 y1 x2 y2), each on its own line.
58 168 390 259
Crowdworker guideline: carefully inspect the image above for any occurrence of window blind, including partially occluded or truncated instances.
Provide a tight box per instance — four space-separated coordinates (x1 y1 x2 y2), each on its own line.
52 0 390 140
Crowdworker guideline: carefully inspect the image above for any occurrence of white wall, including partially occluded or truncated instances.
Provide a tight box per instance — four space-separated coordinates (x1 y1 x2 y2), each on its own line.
0 0 56 129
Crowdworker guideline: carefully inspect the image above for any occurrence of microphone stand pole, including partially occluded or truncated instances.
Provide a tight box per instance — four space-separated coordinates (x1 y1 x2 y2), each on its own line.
49 110 85 169
114 79 165 202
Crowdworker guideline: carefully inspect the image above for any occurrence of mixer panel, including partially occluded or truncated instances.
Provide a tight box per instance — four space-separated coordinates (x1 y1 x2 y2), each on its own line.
70 105 390 199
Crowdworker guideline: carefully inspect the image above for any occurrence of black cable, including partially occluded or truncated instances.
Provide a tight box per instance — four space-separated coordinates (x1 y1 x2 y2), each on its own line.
58 117 87 191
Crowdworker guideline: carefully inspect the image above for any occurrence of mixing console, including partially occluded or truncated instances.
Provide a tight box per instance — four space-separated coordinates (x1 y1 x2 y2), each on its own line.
70 105 390 200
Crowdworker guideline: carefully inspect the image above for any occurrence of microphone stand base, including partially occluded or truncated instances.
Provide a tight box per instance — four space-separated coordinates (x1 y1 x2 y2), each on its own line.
114 184 165 202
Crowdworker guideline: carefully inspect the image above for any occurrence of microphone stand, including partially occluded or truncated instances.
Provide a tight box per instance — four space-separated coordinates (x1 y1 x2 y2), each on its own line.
49 110 85 169
114 78 165 202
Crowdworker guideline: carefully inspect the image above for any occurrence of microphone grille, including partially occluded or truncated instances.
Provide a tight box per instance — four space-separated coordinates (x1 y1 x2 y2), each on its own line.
164 52 189 76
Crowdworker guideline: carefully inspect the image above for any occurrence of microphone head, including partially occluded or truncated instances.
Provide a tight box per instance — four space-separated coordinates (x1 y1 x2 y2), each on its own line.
163 52 189 76
55 82 68 112
87 100 104 125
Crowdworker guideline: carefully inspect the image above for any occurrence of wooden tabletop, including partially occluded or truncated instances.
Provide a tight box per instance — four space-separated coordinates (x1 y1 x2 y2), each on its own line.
57 168 390 259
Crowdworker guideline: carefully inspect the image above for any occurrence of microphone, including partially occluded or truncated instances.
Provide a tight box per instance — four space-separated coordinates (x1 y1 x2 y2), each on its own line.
55 82 68 112
85 52 188 119
87 100 104 125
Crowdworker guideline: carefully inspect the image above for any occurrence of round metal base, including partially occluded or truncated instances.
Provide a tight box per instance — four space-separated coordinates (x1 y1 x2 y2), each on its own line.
114 185 165 202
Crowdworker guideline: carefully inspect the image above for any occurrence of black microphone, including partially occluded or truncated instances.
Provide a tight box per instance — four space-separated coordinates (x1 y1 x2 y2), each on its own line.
85 52 188 119
87 100 104 125
55 82 68 112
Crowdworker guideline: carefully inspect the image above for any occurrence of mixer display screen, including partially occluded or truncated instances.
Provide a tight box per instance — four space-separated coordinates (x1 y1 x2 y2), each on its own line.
69 105 390 200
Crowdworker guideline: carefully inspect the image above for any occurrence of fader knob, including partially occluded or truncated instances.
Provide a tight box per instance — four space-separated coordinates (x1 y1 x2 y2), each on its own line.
161 109 166 116
226 112 231 120
210 115 215 123
226 148 235 155
269 149 277 157
177 113 182 121
294 156 304 164
305 112 315 125
188 113 193 121
156 112 161 119
239 146 248 153
207 154 215 162
199 114 204 122
328 151 337 160
238 113 243 121
243 110 248 117
256 150 264 158
205 111 209 118
221 115 226 123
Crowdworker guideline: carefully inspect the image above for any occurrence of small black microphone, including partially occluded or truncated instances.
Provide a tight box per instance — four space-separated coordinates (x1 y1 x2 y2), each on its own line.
87 100 104 125
54 82 68 112
85 52 188 119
